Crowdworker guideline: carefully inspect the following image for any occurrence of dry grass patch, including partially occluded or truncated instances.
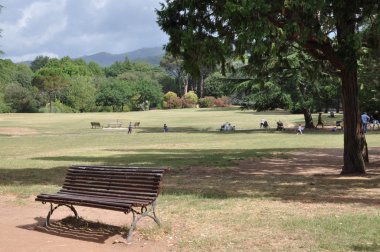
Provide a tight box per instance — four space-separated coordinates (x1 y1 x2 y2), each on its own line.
0 127 37 136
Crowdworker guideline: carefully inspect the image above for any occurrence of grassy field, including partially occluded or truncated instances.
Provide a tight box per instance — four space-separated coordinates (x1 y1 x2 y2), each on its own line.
1 108 380 251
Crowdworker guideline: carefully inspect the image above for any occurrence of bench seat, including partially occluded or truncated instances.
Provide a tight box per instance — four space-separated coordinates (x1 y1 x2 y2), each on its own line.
35 165 168 241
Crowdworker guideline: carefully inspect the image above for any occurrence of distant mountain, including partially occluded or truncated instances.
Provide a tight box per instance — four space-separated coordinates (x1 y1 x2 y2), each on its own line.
79 47 165 66
17 47 166 67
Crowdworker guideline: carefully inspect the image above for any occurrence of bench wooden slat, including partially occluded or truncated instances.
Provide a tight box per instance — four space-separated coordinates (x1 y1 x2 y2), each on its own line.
59 187 157 198
66 172 162 180
36 193 133 205
65 173 161 183
71 165 166 171
62 183 159 194
64 177 160 187
54 190 155 206
61 184 158 196
70 166 166 174
55 192 151 204
36 197 132 211
63 178 160 189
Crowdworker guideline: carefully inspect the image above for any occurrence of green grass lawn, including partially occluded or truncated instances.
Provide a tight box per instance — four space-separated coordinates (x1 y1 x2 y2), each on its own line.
1 108 379 251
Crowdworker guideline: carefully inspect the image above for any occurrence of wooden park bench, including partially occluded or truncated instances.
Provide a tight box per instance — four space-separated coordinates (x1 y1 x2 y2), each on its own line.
35 165 168 241
90 122 101 128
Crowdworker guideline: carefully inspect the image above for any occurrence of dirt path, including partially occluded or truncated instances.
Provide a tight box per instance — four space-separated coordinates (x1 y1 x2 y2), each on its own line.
1 148 379 252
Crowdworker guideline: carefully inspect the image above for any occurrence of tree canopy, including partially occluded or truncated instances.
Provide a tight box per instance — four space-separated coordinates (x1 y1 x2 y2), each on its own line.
157 0 380 174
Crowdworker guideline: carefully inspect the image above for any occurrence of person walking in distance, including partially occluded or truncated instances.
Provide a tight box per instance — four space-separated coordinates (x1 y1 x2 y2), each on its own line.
361 112 370 133
128 122 132 134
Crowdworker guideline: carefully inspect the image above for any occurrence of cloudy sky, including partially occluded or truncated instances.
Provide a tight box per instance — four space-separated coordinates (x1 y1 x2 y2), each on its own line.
0 0 168 62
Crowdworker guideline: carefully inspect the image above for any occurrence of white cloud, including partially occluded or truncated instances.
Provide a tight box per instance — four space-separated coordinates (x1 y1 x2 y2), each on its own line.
0 0 168 61
16 0 67 29
92 0 109 9
4 52 59 63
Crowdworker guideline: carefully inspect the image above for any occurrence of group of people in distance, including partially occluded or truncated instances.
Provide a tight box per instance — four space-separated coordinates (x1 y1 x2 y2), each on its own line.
127 111 380 135
220 122 235 131
261 119 285 131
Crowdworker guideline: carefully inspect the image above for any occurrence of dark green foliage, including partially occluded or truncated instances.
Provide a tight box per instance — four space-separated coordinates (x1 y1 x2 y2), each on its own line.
359 49 380 114
95 78 131 111
0 93 11 112
30 56 50 72
204 72 226 98
104 60 132 77
0 59 18 91
4 83 39 112
63 77 97 112
198 96 215 108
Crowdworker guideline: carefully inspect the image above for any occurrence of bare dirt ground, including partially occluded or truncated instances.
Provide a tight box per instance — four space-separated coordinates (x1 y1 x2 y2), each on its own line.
0 148 379 252
0 127 37 136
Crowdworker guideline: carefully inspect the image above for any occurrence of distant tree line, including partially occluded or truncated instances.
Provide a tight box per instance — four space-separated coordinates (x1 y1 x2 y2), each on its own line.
0 56 177 113
0 51 377 116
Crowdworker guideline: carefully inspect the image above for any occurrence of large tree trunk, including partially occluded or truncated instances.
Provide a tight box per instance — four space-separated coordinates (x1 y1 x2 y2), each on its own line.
334 1 366 174
303 108 315 128
340 67 366 174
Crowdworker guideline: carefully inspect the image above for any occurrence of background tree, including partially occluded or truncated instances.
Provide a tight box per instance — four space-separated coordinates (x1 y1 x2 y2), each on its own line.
64 76 97 112
95 78 132 111
30 56 50 72
33 75 68 113
359 48 380 114
204 72 226 98
15 64 34 87
160 53 187 95
4 83 39 112
157 0 380 174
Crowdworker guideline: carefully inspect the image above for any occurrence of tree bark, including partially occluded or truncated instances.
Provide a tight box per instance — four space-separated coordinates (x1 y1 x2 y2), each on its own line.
334 0 366 174
303 108 315 128
340 67 366 174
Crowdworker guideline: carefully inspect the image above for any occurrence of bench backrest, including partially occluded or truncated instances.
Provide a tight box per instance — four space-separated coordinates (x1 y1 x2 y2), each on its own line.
60 165 168 207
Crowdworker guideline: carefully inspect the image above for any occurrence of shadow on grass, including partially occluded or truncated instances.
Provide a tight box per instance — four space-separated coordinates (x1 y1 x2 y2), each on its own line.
135 126 350 135
3 148 380 206
351 243 380 252
136 126 260 134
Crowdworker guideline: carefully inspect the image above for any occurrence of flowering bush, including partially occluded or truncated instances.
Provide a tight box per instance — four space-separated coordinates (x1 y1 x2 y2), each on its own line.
182 91 198 108
214 96 231 107
163 91 178 102
163 96 183 109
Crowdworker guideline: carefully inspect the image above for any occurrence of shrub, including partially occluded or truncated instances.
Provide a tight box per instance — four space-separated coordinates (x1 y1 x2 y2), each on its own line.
39 101 75 113
163 96 183 109
198 96 216 108
163 91 178 102
182 91 198 108
214 96 231 107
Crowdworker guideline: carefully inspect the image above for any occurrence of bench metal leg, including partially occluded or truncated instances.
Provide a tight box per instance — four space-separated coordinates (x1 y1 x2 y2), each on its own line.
126 200 161 241
44 203 78 226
